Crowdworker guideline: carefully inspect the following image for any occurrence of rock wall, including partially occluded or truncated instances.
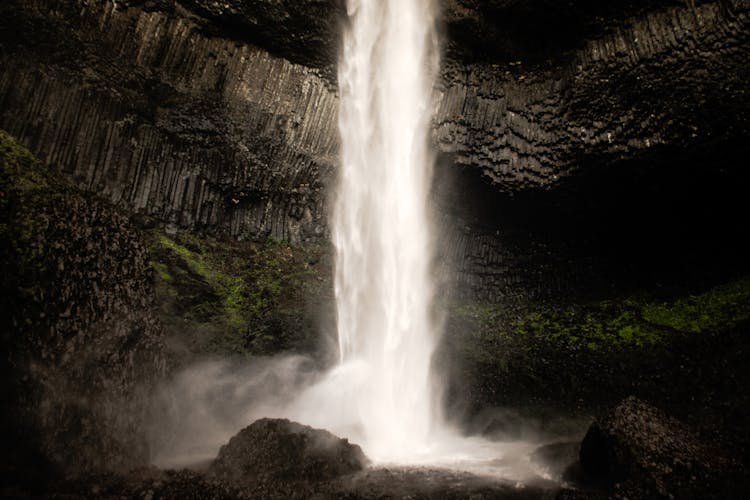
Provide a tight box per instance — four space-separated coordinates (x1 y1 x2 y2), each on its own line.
1 0 749 303
1 131 166 475
437 0 750 190
437 0 750 301
0 0 338 243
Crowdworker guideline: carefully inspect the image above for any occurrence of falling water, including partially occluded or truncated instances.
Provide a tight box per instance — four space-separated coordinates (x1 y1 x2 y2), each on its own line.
332 0 440 460
149 0 571 480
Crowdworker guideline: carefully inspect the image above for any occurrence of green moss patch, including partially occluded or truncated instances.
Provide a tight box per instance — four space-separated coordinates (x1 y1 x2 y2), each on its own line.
448 277 750 411
1 130 69 283
0 130 51 195
642 277 750 334
454 276 750 352
147 230 331 355
154 233 246 329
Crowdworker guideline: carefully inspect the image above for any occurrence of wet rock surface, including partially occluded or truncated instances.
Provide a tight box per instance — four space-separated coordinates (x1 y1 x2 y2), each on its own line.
576 396 748 499
209 418 367 488
1 0 749 497
0 131 167 478
531 441 581 482
24 416 562 499
40 465 561 499
48 468 242 500
333 466 557 499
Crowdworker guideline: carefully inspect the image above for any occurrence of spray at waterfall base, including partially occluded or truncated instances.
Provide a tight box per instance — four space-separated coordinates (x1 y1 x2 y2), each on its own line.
149 0 580 480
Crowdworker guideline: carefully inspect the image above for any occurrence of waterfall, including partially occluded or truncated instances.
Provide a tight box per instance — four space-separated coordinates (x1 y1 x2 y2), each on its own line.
151 0 542 475
331 0 441 460
148 0 569 478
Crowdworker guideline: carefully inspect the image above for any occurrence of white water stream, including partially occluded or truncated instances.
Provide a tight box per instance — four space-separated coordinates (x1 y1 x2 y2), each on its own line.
282 0 544 474
330 0 441 460
149 0 572 482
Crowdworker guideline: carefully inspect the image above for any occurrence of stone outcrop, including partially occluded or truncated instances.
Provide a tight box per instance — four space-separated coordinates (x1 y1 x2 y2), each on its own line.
437 0 750 191
578 396 747 498
209 418 367 490
0 131 166 476
177 0 345 76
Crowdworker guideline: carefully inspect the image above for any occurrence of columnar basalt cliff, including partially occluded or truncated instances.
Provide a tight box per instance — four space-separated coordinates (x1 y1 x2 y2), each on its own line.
2 0 749 303
1 0 338 243
438 0 750 190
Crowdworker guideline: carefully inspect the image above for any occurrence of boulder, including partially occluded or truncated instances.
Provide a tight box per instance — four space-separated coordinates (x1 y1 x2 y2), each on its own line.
530 441 580 481
1 130 167 478
579 396 747 499
209 418 368 489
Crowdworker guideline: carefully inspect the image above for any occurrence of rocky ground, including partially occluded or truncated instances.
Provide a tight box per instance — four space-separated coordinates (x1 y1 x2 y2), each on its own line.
14 399 749 499
28 418 559 499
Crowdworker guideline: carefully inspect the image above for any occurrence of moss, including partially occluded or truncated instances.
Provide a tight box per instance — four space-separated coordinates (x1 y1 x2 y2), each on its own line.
0 130 50 195
0 130 71 282
642 277 750 333
454 276 750 353
151 261 172 282
454 304 506 331
518 306 665 350
148 228 330 355
154 233 246 329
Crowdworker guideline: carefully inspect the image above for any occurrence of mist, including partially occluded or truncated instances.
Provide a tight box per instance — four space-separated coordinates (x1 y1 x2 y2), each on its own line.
146 352 590 484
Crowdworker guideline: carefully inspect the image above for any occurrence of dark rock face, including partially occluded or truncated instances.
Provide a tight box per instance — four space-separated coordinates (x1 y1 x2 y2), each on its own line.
180 0 750 191
2 0 748 306
0 0 336 243
209 418 367 489
578 396 747 498
178 0 345 76
0 131 166 477
531 441 581 482
443 0 720 61
438 0 750 191
2 0 748 210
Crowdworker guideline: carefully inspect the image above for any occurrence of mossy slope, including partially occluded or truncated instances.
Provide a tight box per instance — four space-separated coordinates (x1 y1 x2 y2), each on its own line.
147 229 333 357
454 276 750 353
446 276 750 420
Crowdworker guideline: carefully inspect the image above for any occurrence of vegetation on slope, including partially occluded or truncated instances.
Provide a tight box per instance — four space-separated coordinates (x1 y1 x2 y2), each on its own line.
447 276 750 415
0 129 68 280
454 276 750 353
146 229 333 357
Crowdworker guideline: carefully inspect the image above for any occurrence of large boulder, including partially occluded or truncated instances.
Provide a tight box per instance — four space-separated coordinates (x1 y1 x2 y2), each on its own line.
209 418 368 490
579 396 747 498
0 130 167 479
